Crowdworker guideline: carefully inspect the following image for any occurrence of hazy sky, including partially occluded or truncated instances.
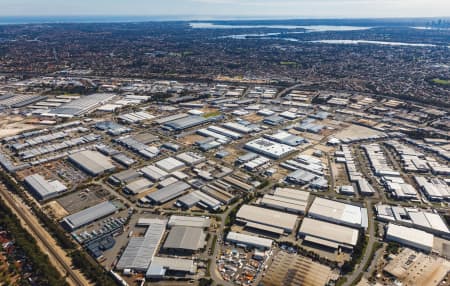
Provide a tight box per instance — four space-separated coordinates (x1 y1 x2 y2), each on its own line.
1 0 449 18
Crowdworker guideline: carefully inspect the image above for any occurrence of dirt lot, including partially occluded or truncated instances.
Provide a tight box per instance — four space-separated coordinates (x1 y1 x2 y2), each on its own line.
334 124 383 140
0 115 41 139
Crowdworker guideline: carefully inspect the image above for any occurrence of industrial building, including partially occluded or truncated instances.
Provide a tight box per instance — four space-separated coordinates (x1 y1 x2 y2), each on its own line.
414 176 450 201
244 138 296 159
298 218 359 250
68 150 116 176
146 181 190 204
386 223 434 252
45 93 116 118
177 190 222 211
175 152 205 166
24 173 68 201
62 201 117 230
308 197 368 229
167 215 210 229
375 204 449 236
146 257 196 279
140 165 169 181
162 115 210 131
259 188 310 214
162 226 206 253
236 205 298 234
264 131 306 147
226 232 273 249
155 157 186 173
124 178 153 195
116 219 167 271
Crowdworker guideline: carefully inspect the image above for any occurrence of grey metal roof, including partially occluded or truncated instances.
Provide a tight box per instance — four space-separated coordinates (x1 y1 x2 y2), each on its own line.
146 181 190 204
163 226 206 251
69 150 115 175
62 201 117 230
116 219 167 271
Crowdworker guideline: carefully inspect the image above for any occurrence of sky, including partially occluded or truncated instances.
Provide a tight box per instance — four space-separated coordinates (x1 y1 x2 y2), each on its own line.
0 0 449 19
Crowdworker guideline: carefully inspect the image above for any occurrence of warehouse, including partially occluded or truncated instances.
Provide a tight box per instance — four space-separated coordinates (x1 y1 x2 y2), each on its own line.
236 205 298 234
109 169 141 185
308 197 367 229
244 138 296 159
285 169 318 185
69 150 116 176
226 232 273 249
265 131 306 147
140 165 169 181
386 223 434 252
298 218 359 250
46 93 116 117
146 257 196 279
62 201 117 231
155 157 185 172
124 178 153 195
414 176 450 201
197 129 230 143
176 152 205 166
259 188 309 214
24 173 68 201
167 215 210 229
177 190 222 211
116 219 167 271
263 115 285 126
163 115 209 131
207 125 242 140
223 122 253 134
146 181 190 204
162 226 206 253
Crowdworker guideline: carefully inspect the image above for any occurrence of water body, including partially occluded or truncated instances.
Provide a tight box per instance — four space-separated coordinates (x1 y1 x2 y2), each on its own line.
190 22 372 32
310 40 437 47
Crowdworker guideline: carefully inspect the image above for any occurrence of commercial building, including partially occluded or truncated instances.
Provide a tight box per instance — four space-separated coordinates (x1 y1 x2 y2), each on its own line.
68 150 116 176
24 174 67 201
226 232 273 250
298 218 359 250
244 138 296 159
162 226 206 253
116 219 167 271
308 197 368 229
62 201 117 230
386 223 434 252
236 205 298 234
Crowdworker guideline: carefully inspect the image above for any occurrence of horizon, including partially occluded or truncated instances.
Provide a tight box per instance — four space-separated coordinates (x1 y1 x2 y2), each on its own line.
1 0 450 19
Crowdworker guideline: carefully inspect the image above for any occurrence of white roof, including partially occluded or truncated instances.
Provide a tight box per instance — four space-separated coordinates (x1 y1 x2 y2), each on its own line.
227 232 273 249
236 204 297 232
308 197 363 228
386 223 434 249
299 218 359 246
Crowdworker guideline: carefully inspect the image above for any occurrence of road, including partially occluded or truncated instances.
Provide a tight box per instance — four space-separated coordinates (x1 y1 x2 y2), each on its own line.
0 174 91 286
343 200 376 286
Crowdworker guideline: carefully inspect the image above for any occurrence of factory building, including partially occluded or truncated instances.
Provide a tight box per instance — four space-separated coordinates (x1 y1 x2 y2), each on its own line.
226 232 273 250
140 165 169 181
69 150 116 176
259 188 310 214
298 218 359 250
24 174 68 201
386 223 434 253
244 138 296 159
146 181 190 205
167 215 210 229
155 157 186 173
62 201 117 231
162 226 206 253
146 257 196 279
236 205 298 235
308 197 368 229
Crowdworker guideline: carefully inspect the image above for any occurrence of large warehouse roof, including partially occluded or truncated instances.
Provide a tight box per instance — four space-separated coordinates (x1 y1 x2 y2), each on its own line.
24 174 67 201
298 218 359 248
236 204 297 233
308 197 367 228
167 215 210 228
386 223 434 252
226 232 273 249
146 257 196 278
116 219 167 271
146 181 190 204
69 150 115 176
62 201 117 230
244 138 296 159
163 226 206 251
